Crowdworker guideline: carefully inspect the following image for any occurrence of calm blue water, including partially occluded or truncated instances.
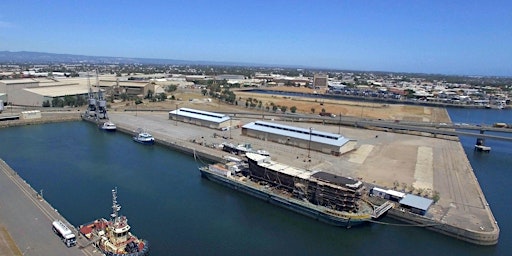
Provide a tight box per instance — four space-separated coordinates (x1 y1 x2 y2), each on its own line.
0 108 510 256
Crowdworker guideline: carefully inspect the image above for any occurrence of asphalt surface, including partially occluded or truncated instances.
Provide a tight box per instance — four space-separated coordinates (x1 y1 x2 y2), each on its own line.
0 160 100 256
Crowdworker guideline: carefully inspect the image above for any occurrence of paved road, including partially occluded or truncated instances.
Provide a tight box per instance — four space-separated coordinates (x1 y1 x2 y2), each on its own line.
0 160 100 256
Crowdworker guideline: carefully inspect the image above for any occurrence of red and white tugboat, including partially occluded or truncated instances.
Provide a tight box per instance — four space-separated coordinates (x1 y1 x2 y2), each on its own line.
79 188 149 255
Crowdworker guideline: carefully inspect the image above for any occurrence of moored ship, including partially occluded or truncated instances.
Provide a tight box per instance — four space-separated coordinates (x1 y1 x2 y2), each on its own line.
199 152 375 227
79 188 149 256
99 120 117 131
133 129 155 145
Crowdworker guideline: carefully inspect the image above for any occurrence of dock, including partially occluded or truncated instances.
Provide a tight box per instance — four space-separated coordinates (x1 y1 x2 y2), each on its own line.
104 111 500 245
0 110 501 247
0 159 101 256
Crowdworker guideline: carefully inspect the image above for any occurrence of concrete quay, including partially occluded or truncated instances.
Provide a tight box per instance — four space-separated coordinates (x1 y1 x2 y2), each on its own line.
106 111 499 245
0 110 500 247
0 159 101 256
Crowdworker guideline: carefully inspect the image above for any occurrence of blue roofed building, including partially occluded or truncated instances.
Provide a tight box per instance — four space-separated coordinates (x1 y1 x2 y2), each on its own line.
399 194 434 216
241 121 356 155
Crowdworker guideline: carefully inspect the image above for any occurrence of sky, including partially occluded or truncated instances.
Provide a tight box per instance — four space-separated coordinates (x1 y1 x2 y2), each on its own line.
1 0 511 76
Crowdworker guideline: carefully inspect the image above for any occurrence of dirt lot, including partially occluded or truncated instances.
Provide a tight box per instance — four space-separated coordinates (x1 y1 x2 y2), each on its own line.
110 86 450 123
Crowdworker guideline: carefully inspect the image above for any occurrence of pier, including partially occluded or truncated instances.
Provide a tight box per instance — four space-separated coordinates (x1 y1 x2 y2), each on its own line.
0 159 101 256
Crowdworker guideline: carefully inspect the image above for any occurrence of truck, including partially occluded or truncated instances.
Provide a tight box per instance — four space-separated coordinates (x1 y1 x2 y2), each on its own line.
52 220 77 247
319 112 336 118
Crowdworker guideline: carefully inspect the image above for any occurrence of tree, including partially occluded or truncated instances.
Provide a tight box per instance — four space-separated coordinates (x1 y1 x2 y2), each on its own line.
166 85 178 92
321 108 326 113
432 191 440 203
157 93 167 101
42 100 51 107
280 106 288 113
311 107 315 113
290 106 297 113
201 89 208 96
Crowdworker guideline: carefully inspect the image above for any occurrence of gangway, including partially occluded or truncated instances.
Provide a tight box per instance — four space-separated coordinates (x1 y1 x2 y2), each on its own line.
78 235 101 249
372 201 394 219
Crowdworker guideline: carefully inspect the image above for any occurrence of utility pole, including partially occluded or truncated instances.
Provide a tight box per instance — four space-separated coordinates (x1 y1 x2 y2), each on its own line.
308 127 313 158
175 104 179 126
338 112 341 134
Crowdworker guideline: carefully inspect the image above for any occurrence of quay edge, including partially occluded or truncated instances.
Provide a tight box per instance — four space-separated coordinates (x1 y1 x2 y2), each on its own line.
85 117 500 246
5 114 499 246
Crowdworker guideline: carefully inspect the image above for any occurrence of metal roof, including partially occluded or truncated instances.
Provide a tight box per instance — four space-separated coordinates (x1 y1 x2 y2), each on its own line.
169 107 231 123
24 84 96 97
242 121 350 147
399 194 433 211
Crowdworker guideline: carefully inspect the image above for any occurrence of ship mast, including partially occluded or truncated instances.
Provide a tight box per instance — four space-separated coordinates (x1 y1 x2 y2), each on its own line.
110 187 121 223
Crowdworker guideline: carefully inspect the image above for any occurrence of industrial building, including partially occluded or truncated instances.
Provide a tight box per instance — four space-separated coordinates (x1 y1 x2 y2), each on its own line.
241 121 355 155
0 78 96 106
168 108 238 130
370 187 406 202
398 194 434 215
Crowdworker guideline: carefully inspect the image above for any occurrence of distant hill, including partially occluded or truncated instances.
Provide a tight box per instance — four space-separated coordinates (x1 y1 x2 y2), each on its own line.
0 51 259 66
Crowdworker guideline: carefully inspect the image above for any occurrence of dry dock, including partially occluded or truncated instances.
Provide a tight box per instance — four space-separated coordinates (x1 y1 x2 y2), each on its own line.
106 111 499 245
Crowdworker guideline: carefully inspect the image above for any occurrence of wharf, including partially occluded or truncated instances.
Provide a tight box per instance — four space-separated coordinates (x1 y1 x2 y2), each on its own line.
105 111 499 245
0 159 101 256
1 110 500 246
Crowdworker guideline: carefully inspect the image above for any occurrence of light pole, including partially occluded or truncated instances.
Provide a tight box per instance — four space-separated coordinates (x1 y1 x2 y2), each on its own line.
308 127 313 158
175 104 179 126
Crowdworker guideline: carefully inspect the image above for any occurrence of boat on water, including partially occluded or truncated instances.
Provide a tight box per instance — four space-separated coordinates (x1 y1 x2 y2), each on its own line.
199 152 375 227
99 121 117 131
79 188 149 256
133 129 155 145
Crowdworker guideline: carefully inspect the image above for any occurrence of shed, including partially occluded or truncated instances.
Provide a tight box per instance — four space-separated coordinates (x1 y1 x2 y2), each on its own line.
399 194 433 215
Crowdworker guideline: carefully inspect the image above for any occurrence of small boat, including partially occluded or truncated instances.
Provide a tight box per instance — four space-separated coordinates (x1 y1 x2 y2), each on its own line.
133 129 155 145
79 188 149 255
99 121 117 131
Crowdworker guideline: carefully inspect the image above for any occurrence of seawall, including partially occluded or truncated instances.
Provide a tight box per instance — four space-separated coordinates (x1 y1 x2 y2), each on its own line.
386 208 499 246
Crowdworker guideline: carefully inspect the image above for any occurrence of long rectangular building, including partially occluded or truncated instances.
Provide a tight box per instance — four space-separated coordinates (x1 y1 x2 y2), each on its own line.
242 121 354 155
169 107 236 129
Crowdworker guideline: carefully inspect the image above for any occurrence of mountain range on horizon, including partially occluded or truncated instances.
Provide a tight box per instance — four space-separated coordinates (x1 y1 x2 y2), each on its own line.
0 50 290 68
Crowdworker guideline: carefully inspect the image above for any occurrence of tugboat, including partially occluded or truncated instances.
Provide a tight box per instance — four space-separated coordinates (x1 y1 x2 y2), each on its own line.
79 188 149 255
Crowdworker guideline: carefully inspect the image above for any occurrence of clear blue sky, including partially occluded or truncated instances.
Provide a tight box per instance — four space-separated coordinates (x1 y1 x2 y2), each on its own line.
1 1 511 76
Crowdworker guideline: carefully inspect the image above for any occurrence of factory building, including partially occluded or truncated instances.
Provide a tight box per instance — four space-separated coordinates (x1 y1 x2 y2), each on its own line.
241 121 355 155
168 108 238 130
0 78 98 106
19 84 96 106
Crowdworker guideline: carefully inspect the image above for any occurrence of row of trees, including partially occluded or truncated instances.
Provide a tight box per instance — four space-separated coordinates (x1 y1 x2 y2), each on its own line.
243 97 298 113
43 95 88 107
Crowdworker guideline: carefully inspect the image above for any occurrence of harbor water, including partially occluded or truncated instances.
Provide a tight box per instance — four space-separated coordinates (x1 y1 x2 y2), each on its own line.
0 108 510 255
